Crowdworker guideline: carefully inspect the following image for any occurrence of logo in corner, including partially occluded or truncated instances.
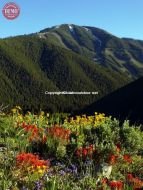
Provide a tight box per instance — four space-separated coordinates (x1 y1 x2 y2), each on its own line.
2 2 20 20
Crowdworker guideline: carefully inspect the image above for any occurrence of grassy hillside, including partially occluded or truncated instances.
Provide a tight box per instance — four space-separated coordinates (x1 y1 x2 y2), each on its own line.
0 34 129 112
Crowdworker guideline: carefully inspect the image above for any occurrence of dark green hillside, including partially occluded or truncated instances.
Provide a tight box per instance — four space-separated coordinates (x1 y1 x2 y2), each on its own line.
77 76 143 124
0 33 129 112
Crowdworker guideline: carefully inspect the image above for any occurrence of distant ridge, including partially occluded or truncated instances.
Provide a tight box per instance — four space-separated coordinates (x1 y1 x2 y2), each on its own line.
77 77 143 124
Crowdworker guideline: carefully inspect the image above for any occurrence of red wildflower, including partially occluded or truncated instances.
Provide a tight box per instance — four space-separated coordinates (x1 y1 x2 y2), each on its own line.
47 125 71 142
108 181 123 190
123 154 132 163
20 122 45 143
16 153 49 171
127 173 134 181
87 145 94 154
108 154 118 164
126 174 143 189
102 178 108 184
82 148 88 157
75 145 95 158
132 178 143 189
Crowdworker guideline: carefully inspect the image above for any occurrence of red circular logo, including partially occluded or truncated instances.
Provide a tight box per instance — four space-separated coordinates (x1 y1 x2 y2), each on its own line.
2 2 20 20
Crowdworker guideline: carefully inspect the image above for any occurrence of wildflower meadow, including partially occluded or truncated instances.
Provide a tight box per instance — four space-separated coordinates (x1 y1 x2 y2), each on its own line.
0 107 143 190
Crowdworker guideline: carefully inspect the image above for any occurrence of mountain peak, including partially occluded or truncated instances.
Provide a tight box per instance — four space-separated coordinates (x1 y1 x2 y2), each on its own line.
37 24 143 80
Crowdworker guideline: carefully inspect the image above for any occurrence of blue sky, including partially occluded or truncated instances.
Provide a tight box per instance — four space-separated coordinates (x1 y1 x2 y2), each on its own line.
0 0 143 39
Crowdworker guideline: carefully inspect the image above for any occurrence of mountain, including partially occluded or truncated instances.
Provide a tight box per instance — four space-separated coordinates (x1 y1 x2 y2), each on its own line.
39 24 143 79
1 24 143 112
76 77 143 124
